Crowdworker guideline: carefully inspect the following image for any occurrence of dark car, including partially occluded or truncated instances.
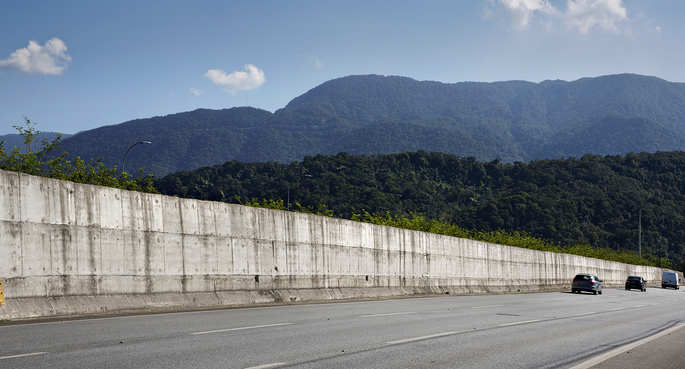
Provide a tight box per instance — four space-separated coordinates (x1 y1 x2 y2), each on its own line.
625 276 646 291
572 274 603 295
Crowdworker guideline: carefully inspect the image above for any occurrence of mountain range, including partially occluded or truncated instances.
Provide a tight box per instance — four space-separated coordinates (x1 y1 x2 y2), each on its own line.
6 73 685 177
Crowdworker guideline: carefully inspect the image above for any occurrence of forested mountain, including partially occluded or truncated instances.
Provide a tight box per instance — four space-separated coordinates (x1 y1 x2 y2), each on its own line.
154 150 685 265
57 73 685 176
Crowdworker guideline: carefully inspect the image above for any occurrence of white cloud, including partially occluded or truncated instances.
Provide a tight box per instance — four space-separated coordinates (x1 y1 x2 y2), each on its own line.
565 0 628 34
313 58 323 68
204 64 265 93
499 0 559 30
297 54 324 69
0 38 72 75
490 0 630 34
189 87 203 95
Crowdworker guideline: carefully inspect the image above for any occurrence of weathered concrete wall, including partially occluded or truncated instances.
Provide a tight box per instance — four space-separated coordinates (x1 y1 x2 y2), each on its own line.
0 169 675 320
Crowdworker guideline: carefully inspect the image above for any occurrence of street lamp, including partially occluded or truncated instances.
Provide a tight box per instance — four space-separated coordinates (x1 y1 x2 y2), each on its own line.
638 209 642 258
122 141 151 174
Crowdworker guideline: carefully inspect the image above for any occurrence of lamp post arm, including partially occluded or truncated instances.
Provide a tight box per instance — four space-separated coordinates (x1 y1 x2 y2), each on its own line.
122 141 151 174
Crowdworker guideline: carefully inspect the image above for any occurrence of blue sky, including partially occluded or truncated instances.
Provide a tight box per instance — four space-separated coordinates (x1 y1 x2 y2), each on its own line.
1 0 683 135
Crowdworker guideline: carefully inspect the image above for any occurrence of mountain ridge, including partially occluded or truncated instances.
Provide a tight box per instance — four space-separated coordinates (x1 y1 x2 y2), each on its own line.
47 73 685 176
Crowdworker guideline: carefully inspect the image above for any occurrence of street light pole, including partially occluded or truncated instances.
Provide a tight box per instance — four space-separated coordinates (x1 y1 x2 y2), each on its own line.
122 141 151 174
639 209 642 258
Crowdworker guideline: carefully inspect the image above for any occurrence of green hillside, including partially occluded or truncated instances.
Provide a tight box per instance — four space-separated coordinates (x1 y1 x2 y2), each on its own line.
58 73 685 176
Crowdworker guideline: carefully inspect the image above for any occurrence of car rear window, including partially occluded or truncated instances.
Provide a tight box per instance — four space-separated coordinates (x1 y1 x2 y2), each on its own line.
627 276 640 281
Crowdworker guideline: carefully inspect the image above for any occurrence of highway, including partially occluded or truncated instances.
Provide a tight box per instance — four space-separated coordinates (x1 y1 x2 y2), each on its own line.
1 287 684 368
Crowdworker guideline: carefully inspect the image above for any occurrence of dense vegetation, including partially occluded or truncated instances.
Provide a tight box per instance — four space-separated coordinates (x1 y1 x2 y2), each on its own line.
47 73 685 177
155 150 685 269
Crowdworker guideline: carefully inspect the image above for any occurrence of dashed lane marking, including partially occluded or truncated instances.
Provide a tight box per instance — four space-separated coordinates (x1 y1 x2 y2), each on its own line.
360 312 417 318
191 323 293 335
387 331 459 345
499 319 544 327
0 352 47 360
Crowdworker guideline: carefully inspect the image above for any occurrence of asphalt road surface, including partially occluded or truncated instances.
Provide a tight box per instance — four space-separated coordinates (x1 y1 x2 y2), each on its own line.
1 287 684 368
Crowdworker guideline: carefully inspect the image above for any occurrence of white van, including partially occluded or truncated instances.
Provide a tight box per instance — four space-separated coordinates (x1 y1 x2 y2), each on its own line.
661 271 679 289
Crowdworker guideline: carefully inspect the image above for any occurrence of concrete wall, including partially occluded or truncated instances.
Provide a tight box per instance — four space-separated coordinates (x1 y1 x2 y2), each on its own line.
0 169 675 320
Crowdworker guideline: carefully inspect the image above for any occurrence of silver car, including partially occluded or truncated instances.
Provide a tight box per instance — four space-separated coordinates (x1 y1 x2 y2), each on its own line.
572 274 603 295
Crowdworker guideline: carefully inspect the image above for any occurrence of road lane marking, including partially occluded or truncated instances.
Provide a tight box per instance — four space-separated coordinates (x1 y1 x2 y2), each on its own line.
634 304 646 308
191 323 293 335
570 323 685 369
471 305 503 309
608 308 625 311
499 319 543 327
360 312 417 318
244 363 286 369
387 331 458 345
570 311 596 317
0 352 47 360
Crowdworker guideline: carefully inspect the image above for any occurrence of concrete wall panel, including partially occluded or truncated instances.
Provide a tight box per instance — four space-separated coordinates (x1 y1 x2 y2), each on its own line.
18 173 49 223
161 196 182 234
0 170 20 222
74 184 100 228
179 198 200 235
98 187 124 230
21 223 53 277
227 204 255 239
0 222 21 278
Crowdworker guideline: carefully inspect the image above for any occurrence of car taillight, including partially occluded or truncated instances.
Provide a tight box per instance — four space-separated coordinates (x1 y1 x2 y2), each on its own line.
589 281 595 284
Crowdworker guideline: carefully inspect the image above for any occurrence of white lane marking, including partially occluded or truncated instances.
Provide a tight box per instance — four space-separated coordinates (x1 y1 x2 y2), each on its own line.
570 311 596 317
634 304 646 308
499 319 543 327
471 305 503 309
244 363 286 369
0 352 48 360
387 331 458 345
360 312 417 318
570 323 685 369
608 308 625 311
191 323 293 335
